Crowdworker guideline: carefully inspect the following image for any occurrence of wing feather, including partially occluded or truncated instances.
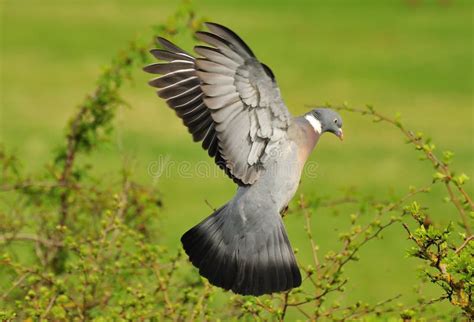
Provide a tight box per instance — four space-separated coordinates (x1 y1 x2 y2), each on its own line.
195 31 245 63
204 93 241 110
195 59 235 76
194 46 240 69
201 84 235 97
212 101 244 124
196 70 234 85
143 61 194 74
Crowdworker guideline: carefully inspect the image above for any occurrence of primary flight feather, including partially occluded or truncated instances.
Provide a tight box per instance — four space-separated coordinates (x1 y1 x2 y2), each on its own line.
144 22 343 296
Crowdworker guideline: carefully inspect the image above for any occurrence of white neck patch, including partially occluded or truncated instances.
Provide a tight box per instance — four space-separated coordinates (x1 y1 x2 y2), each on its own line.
304 114 322 134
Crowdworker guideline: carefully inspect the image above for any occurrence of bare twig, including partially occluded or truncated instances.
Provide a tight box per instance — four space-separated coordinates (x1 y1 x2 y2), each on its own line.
300 194 320 268
1 272 30 300
204 199 217 212
341 294 401 321
287 280 348 307
320 196 358 207
445 182 472 235
0 181 79 191
0 233 62 247
280 291 290 321
455 235 473 254
41 294 58 319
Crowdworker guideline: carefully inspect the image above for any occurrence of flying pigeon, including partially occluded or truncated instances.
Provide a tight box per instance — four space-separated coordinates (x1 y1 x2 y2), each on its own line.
144 22 343 296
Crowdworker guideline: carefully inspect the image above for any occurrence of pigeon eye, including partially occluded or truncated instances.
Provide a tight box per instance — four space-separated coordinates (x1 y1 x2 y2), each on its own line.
333 119 338 124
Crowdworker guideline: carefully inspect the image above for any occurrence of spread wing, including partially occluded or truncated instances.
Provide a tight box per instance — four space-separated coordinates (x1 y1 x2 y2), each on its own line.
144 22 292 185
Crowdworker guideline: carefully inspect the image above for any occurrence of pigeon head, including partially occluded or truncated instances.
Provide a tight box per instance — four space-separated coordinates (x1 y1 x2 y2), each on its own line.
305 108 344 140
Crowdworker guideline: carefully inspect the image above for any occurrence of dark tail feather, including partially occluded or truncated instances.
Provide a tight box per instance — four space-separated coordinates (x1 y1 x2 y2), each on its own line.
181 205 301 296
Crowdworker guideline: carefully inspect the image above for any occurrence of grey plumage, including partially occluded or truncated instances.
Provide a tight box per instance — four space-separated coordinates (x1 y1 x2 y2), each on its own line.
144 22 343 296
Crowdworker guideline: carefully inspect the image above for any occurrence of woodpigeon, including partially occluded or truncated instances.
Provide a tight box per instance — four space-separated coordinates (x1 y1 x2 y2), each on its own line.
144 22 343 296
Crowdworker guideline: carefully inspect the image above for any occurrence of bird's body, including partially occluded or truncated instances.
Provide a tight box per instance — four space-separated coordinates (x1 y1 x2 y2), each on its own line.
246 117 319 213
144 22 343 296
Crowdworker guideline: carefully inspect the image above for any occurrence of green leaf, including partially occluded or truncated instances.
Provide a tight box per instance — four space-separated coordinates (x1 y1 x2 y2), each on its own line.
454 173 469 185
433 172 446 181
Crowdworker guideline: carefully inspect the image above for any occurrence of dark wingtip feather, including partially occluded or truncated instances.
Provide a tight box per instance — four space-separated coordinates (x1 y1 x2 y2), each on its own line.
195 31 233 49
156 37 193 57
150 48 194 62
143 63 161 74
156 36 168 45
261 63 275 81
156 37 173 51
204 22 255 57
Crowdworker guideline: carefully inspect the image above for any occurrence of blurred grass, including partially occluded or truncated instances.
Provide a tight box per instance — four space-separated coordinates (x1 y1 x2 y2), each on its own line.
1 0 473 310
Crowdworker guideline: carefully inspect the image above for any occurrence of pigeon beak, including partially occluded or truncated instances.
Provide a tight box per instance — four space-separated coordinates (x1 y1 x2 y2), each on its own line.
337 129 344 141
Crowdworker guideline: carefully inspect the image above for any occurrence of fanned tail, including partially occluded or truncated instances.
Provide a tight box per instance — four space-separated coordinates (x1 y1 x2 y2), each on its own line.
181 204 301 296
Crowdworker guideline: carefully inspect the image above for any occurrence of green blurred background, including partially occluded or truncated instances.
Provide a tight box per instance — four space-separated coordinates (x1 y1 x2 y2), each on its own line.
1 0 473 311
